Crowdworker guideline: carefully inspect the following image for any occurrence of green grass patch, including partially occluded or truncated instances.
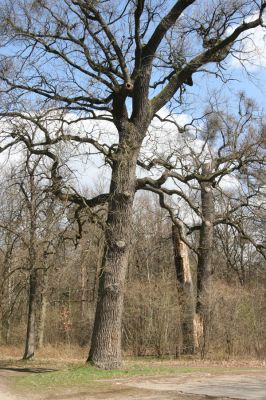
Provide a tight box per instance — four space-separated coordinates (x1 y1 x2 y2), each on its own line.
12 361 254 391
14 364 195 389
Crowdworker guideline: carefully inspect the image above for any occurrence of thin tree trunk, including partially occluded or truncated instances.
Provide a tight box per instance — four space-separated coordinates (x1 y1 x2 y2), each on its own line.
23 165 38 360
0 307 3 345
172 224 196 354
88 148 139 369
23 269 37 359
38 269 48 349
3 248 13 344
196 163 214 356
4 272 12 344
80 258 87 320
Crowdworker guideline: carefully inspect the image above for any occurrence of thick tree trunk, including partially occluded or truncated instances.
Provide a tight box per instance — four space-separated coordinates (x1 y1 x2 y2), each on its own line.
23 269 37 359
196 163 214 355
172 224 196 354
88 146 139 369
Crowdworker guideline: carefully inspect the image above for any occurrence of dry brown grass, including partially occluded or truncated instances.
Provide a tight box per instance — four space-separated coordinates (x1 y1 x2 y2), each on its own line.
0 344 88 362
0 344 87 370
0 345 23 360
36 343 87 362
0 344 265 371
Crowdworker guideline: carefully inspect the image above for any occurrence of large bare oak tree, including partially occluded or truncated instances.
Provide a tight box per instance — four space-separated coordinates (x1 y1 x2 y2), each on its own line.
0 0 265 368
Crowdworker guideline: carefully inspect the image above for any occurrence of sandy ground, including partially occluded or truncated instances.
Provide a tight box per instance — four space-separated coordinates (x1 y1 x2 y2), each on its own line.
121 371 266 400
0 372 25 400
0 367 265 400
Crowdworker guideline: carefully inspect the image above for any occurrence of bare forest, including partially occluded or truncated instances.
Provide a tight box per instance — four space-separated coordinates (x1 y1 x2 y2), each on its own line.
0 0 265 370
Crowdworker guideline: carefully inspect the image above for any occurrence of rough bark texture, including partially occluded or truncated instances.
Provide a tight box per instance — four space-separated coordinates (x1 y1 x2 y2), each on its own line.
172 224 196 354
196 163 214 354
88 141 140 369
23 269 37 359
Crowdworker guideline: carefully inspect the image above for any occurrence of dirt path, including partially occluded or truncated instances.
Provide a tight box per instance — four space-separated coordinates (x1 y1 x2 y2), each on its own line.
121 371 266 400
0 385 17 400
0 374 25 400
0 368 265 400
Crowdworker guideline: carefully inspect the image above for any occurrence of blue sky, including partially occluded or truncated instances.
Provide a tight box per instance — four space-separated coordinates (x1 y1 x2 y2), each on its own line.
229 70 266 109
0 0 265 193
193 17 266 112
187 67 266 118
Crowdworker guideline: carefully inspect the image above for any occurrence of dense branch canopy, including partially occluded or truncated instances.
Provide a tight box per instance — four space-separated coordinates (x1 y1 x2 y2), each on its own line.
0 0 265 224
0 0 265 121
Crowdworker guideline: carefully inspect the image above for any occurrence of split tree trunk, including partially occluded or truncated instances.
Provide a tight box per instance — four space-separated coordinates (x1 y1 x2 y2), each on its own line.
172 224 196 354
88 146 139 369
196 163 214 356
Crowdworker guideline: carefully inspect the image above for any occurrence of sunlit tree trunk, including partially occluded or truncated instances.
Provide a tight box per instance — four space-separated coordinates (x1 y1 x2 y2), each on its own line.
88 139 140 368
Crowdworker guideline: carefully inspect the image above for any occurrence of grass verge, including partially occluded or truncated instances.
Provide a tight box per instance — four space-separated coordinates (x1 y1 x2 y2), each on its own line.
15 364 180 388
13 362 245 390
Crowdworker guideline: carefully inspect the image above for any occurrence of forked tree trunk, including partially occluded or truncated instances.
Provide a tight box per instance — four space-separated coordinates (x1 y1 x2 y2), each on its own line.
88 147 139 369
172 224 196 354
196 163 214 356
23 269 37 359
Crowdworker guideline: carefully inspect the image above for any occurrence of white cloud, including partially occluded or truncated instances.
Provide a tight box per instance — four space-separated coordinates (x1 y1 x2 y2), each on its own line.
0 109 246 204
229 14 266 71
0 112 117 191
218 174 241 193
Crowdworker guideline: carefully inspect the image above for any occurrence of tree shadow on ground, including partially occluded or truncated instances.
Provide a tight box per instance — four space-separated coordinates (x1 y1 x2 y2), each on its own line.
0 367 57 373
